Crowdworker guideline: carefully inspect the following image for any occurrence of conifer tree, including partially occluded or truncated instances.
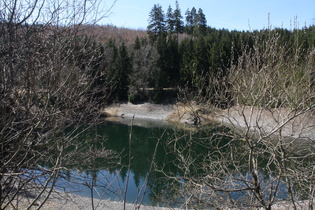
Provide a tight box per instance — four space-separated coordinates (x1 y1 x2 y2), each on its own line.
166 5 175 33
133 36 141 50
166 36 180 86
106 38 118 85
179 39 194 87
88 43 108 103
114 42 131 101
195 8 207 36
153 34 168 103
185 7 196 34
147 4 166 43
185 7 207 36
173 0 184 36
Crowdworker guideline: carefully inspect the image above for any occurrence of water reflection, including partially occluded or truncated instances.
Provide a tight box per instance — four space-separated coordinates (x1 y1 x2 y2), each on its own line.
38 119 314 208
40 121 182 206
38 120 225 206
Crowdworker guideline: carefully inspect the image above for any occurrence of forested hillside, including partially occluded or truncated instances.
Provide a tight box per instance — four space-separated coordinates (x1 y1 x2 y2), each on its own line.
73 3 315 106
1 0 315 208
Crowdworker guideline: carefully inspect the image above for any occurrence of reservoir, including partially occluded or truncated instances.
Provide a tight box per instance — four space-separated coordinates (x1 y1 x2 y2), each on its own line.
35 117 313 208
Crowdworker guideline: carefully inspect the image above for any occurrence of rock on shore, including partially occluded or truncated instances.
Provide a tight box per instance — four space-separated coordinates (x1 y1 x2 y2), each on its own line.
102 102 216 126
103 103 315 144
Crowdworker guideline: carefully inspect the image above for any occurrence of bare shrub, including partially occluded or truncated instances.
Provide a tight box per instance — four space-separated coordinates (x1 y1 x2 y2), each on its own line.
0 0 117 208
229 30 314 110
162 29 315 209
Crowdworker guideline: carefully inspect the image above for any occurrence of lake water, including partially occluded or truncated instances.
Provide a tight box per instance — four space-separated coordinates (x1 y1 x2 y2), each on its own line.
35 118 311 208
50 119 188 207
35 119 228 207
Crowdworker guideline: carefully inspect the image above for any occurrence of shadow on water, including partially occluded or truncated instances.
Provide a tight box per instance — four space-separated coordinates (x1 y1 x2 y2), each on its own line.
34 120 180 206
33 120 221 206
32 119 314 208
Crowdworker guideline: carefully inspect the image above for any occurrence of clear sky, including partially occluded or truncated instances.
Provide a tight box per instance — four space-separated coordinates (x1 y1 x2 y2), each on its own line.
101 0 315 31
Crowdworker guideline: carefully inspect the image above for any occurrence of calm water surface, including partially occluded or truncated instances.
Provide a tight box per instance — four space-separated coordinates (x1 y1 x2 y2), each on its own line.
52 119 195 206
38 118 292 207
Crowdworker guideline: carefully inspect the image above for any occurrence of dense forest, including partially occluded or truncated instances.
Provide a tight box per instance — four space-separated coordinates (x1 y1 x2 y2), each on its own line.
1 0 315 208
67 2 315 106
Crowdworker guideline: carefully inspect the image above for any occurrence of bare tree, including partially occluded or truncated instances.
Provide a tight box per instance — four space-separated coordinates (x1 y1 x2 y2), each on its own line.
0 0 117 209
160 29 315 209
129 43 160 103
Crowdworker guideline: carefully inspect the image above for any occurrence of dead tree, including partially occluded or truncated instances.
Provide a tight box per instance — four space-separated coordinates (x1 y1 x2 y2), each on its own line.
0 0 117 209
162 29 315 209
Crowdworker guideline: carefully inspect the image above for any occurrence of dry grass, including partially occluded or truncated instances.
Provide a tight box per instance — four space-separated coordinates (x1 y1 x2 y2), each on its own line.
80 25 148 46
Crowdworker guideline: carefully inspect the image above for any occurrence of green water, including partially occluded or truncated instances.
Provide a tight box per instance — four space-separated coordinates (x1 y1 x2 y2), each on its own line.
44 120 223 206
36 118 313 208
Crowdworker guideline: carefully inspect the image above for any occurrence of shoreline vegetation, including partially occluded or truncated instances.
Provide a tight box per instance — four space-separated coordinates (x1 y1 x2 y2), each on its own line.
8 181 314 210
2 0 315 209
12 102 314 209
6 182 181 210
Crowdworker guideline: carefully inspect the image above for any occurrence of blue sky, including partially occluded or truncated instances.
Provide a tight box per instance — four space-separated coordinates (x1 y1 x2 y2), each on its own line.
102 0 315 31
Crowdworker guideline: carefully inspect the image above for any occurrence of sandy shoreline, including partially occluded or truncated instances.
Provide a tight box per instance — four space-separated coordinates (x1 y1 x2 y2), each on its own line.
10 185 313 210
103 102 315 141
102 102 217 126
8 186 180 210
103 103 175 121
10 103 314 209
103 102 315 154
